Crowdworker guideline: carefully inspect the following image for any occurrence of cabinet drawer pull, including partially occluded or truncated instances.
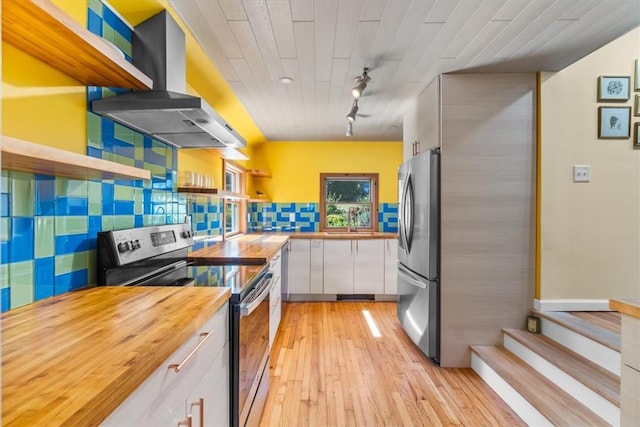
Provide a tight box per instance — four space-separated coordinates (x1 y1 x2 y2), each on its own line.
190 397 204 427
178 415 192 427
169 331 213 372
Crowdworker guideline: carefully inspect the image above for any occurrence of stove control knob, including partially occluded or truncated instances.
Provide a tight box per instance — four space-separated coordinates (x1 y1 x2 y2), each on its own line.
117 242 130 253
182 230 193 238
131 240 141 250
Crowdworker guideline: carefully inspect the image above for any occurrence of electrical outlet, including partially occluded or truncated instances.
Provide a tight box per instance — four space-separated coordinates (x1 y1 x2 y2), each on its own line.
573 165 591 183
289 213 296 222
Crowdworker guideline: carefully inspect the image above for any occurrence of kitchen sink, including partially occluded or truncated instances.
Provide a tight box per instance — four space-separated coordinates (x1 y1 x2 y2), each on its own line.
324 231 377 236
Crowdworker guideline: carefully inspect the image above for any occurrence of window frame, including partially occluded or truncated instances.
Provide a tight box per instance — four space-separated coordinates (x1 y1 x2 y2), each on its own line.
223 160 246 238
319 173 379 232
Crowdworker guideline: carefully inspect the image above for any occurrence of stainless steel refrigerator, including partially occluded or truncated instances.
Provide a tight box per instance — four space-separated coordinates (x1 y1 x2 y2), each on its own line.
397 147 440 363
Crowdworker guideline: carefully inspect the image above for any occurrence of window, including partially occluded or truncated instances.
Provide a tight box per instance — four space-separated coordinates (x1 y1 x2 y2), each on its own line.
320 173 378 231
224 162 245 237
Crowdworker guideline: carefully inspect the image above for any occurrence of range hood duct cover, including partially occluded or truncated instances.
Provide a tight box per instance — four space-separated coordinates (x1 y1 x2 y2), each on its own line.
91 10 246 149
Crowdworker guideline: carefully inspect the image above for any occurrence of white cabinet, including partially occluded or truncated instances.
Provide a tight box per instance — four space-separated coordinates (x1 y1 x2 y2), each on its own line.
323 239 384 294
323 240 353 294
269 250 282 349
620 314 640 426
310 239 324 293
288 239 310 294
353 240 384 294
384 239 398 295
102 303 230 426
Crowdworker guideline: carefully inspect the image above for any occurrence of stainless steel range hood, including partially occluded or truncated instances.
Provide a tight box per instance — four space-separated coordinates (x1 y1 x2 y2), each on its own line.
91 10 246 149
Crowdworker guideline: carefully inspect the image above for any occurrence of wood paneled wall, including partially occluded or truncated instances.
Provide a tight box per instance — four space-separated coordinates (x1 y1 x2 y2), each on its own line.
438 74 537 367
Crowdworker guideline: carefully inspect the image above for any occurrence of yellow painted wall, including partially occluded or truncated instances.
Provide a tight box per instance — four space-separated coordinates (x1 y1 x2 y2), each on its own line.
2 0 88 154
539 27 640 300
248 141 402 203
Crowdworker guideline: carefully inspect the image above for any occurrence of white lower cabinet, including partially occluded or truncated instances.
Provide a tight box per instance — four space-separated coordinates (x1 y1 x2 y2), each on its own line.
288 239 310 293
102 303 230 426
383 239 398 294
309 240 324 293
324 239 384 294
269 249 282 349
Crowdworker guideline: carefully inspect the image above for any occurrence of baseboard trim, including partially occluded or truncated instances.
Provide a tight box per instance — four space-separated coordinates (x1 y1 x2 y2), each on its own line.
533 299 612 312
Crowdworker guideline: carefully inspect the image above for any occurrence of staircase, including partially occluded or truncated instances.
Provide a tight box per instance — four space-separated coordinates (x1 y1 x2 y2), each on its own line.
471 310 621 426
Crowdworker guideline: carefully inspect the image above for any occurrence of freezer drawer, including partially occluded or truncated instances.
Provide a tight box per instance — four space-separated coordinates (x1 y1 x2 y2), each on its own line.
397 263 439 361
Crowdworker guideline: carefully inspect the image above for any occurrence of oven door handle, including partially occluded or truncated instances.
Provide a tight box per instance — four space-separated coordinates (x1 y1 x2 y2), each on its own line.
240 275 274 317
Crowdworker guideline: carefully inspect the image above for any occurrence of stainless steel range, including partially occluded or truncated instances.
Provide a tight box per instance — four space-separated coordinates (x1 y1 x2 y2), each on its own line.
97 224 273 427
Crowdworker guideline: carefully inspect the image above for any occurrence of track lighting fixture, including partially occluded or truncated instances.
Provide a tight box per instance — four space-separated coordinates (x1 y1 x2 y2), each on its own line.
346 122 353 137
346 100 358 122
351 67 370 100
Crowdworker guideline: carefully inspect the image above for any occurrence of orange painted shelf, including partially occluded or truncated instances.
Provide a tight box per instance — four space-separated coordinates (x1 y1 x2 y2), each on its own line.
2 136 151 181
246 169 272 178
2 0 152 89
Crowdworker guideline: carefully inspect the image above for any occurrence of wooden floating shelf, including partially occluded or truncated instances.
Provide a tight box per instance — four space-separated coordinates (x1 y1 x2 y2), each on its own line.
247 198 271 203
177 187 249 200
2 0 152 89
2 136 151 181
246 169 272 178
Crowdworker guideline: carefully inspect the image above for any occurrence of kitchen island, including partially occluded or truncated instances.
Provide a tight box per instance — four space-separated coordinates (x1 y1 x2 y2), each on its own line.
609 298 640 426
2 286 230 426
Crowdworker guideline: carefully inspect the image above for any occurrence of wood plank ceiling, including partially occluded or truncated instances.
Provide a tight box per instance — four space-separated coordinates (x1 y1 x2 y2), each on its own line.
168 0 640 142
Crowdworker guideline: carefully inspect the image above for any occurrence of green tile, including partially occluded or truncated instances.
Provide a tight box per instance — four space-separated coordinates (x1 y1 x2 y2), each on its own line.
166 152 174 169
88 0 103 15
102 151 115 162
55 252 88 275
101 87 117 99
1 264 9 288
55 216 88 236
101 216 115 231
135 146 144 162
143 215 155 226
115 154 135 167
134 189 143 215
114 123 135 144
2 170 9 192
88 181 102 215
113 32 132 57
9 261 34 308
1 218 10 241
114 185 134 201
114 216 135 229
102 24 115 43
11 171 35 217
87 113 102 149
35 216 54 259
56 178 88 198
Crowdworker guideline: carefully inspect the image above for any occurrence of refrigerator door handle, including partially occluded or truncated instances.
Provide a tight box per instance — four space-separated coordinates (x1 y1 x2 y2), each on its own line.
398 264 428 289
405 174 414 251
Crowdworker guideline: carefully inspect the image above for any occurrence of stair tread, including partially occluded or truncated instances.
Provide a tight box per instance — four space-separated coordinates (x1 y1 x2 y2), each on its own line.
471 345 610 426
503 329 620 406
532 310 621 352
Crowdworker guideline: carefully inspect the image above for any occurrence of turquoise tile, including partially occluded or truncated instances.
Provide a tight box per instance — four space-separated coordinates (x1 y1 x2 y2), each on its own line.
9 261 34 308
55 252 88 275
11 171 35 217
35 216 55 259
56 178 88 198
55 216 88 236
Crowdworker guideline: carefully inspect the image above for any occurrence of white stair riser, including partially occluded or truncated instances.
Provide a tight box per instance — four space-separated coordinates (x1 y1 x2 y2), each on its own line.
541 318 621 375
504 335 620 426
471 353 553 427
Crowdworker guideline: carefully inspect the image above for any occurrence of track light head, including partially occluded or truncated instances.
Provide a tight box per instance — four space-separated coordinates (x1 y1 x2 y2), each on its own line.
346 122 353 137
351 68 370 99
346 100 358 122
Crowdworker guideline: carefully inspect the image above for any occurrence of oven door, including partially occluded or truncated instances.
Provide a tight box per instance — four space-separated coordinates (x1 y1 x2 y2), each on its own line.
239 273 273 427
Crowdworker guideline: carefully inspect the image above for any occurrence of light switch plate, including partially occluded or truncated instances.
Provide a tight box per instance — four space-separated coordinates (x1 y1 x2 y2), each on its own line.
289 213 296 222
573 165 591 182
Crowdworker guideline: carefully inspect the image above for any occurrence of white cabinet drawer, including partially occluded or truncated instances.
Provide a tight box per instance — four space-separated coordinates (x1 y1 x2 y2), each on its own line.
102 303 229 426
621 364 640 427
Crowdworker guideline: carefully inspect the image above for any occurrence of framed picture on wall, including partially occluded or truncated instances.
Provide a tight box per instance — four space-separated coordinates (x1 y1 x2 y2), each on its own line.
635 95 640 117
635 123 640 147
597 76 630 101
635 59 640 92
598 107 631 139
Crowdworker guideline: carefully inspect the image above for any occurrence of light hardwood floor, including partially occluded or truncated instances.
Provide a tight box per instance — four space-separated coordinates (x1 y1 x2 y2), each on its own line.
259 302 525 426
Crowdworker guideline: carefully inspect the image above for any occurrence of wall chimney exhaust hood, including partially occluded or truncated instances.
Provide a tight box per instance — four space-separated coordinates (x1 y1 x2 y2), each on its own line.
91 10 246 149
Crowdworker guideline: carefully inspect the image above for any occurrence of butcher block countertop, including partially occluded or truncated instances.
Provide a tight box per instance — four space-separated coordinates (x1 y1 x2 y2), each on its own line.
286 231 397 239
2 286 231 426
188 234 289 265
610 298 640 319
